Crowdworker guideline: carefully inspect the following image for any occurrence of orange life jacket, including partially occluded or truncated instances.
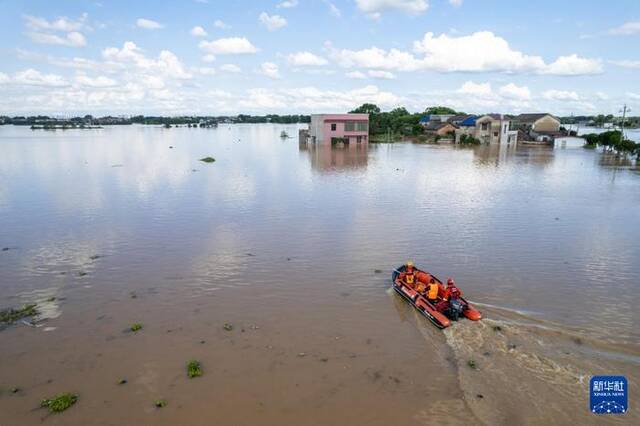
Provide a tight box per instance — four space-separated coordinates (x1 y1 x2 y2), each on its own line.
427 283 438 300
405 272 415 285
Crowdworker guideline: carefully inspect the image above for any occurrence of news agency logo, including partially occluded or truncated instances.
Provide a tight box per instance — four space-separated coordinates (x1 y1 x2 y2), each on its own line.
590 376 627 414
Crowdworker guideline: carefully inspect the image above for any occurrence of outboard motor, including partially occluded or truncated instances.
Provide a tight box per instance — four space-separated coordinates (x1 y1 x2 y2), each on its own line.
447 298 464 321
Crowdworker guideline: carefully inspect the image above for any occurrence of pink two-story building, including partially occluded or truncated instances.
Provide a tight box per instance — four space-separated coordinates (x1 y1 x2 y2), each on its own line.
309 114 369 145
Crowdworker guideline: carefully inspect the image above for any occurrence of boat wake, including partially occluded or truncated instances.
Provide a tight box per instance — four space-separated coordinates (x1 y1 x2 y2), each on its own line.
439 304 639 425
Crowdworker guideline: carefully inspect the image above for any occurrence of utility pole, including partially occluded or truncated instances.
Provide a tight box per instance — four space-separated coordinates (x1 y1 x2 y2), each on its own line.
620 104 629 139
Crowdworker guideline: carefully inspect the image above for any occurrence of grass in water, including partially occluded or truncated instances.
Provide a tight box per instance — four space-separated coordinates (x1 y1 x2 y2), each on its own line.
187 360 203 378
467 360 478 370
223 323 233 331
154 399 167 408
130 323 143 332
199 157 216 163
0 303 38 324
40 393 78 413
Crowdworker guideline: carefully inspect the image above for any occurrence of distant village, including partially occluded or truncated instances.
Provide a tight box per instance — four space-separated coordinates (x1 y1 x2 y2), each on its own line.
0 108 636 147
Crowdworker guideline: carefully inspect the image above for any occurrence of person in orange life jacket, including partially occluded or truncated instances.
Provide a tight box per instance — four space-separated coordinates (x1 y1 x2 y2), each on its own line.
400 261 416 289
426 278 439 302
446 278 462 299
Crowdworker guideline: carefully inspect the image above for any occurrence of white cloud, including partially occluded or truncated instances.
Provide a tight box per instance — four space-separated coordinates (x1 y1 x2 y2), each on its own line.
457 81 492 96
355 0 428 17
190 26 208 37
220 64 242 73
277 0 298 8
627 92 640 100
202 54 216 63
196 67 217 76
346 71 367 79
13 69 68 87
259 12 287 31
324 1 342 17
368 70 395 79
327 31 601 76
259 62 281 79
413 31 546 73
609 21 640 35
136 18 163 29
26 31 87 47
238 85 401 112
541 54 602 75
287 51 328 66
102 41 192 79
75 73 118 88
609 59 640 69
24 14 89 32
449 0 462 6
0 72 9 84
542 89 580 101
213 19 230 29
498 83 531 100
199 37 258 54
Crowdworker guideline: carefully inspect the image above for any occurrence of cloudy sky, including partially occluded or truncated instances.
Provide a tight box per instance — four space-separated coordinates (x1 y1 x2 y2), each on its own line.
0 0 639 116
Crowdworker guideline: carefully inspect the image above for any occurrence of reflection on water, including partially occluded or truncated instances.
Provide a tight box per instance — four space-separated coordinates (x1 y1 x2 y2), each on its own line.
299 139 370 172
0 124 639 425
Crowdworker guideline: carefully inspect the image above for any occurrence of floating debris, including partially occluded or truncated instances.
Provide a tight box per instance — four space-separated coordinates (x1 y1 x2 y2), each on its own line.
1 303 38 324
374 269 383 274
78 271 88 277
467 360 478 370
129 292 137 299
118 379 127 385
223 323 233 331
2 247 9 252
89 255 101 260
320 357 329 363
154 399 167 408
47 297 56 302
11 387 20 394
130 323 143 332
476 394 484 399
492 325 502 332
187 360 203 378
199 157 216 163
40 393 78 413
297 352 306 358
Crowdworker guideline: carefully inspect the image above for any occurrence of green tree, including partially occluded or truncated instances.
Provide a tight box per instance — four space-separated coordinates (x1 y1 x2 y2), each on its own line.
350 103 381 114
424 106 459 115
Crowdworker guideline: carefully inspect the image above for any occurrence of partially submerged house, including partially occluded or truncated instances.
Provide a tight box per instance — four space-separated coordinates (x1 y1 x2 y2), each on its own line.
512 113 562 143
454 114 517 144
424 121 456 141
308 114 369 145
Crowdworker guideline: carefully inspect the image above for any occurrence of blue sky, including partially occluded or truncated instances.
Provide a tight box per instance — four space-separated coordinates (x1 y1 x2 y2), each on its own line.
0 0 639 116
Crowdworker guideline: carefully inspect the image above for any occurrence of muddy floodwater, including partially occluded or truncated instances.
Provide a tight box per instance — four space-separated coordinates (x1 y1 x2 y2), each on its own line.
1 124 638 425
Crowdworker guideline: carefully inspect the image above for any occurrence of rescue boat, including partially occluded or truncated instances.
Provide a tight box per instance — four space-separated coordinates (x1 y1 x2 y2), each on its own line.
391 264 482 329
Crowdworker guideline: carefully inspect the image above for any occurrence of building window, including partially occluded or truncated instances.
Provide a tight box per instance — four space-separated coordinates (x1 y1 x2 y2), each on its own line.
330 123 337 131
344 121 355 131
356 121 368 132
481 123 488 130
493 132 498 137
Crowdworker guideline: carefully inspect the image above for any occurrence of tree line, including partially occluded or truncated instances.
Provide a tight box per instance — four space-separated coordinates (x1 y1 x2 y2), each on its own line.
583 130 639 158
349 104 463 136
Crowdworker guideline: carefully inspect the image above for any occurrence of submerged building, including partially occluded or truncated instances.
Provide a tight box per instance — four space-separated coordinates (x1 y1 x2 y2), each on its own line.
308 114 369 145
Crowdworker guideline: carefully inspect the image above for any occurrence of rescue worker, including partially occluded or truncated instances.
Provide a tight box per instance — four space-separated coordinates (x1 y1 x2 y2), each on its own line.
426 278 439 302
447 278 462 299
401 261 416 289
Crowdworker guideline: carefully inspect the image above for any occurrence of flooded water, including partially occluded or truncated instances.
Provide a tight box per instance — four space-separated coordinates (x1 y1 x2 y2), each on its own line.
0 124 638 425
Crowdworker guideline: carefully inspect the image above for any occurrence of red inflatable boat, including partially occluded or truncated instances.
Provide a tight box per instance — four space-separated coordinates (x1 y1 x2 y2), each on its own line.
391 263 482 329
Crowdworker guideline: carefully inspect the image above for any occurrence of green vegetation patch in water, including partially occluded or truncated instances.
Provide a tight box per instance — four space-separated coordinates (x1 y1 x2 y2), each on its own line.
130 323 143 332
0 303 38 324
154 399 167 408
199 157 216 163
40 393 78 413
187 360 203 378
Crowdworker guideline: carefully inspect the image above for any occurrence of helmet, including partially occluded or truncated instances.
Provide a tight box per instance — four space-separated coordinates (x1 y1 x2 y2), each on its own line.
447 278 455 286
406 261 414 268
